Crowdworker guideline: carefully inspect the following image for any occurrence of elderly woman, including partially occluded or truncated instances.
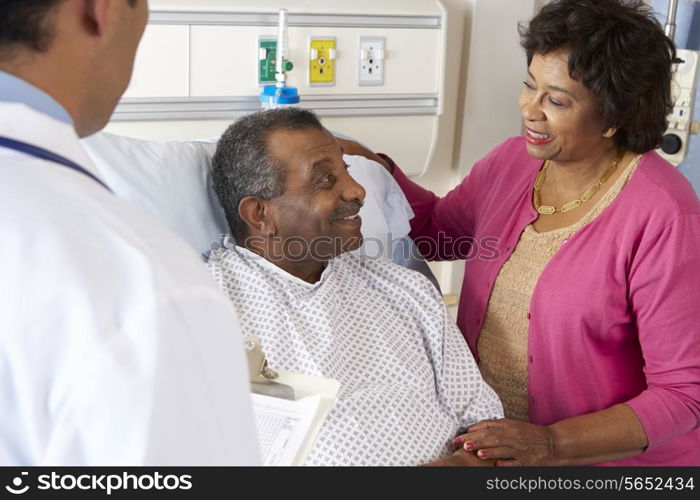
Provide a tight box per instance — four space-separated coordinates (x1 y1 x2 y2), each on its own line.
346 0 700 466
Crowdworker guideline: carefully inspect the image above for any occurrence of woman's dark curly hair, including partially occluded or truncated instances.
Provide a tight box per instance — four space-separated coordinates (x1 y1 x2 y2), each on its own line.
519 0 676 153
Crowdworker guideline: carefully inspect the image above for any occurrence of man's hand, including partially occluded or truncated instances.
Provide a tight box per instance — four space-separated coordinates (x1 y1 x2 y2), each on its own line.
337 138 393 173
423 448 497 467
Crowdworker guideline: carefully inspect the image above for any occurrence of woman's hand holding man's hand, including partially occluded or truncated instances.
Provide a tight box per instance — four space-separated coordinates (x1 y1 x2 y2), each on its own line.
454 418 558 467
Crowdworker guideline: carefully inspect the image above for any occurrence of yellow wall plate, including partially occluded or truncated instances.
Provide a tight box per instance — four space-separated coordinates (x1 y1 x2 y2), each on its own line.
309 37 336 86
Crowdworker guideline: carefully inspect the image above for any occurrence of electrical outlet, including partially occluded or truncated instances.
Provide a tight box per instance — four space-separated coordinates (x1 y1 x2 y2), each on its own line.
358 36 385 86
258 36 277 84
309 37 336 86
659 49 699 166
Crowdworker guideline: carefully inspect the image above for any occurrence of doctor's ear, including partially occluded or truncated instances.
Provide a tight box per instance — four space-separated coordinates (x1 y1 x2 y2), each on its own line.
83 0 112 38
238 197 277 237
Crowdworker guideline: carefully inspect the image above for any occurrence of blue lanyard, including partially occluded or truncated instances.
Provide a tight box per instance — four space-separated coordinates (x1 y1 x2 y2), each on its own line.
0 136 112 193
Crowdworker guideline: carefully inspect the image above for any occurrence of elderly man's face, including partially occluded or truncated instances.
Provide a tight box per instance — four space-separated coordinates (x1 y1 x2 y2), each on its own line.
265 127 366 261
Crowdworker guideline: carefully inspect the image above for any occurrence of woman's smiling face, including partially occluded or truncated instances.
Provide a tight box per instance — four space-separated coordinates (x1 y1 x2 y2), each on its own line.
519 49 614 164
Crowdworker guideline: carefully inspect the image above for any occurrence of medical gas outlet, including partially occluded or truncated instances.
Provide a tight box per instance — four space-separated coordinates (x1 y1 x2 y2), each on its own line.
358 36 385 86
258 37 278 84
659 49 699 166
259 37 293 84
309 37 336 86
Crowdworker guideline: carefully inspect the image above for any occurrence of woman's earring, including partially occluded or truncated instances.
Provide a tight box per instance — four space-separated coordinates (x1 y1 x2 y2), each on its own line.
603 128 616 138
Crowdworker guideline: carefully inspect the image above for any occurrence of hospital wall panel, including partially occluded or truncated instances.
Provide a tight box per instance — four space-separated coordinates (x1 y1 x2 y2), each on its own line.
150 0 442 16
122 25 190 98
188 26 440 97
109 0 446 178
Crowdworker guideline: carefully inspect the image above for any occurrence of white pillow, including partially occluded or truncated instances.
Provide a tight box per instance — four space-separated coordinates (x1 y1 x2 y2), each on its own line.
345 154 413 260
80 132 414 261
81 132 227 254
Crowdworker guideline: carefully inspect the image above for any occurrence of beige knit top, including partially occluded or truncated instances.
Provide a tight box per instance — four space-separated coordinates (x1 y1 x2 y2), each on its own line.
477 155 641 421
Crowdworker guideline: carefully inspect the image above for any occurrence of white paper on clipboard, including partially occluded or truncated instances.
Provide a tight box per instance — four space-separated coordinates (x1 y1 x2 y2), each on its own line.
251 370 340 466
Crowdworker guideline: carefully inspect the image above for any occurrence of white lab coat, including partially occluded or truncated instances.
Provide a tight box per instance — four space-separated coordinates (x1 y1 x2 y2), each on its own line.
0 103 260 465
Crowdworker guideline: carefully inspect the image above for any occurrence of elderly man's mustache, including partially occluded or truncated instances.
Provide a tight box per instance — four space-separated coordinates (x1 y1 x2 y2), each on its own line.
330 200 364 221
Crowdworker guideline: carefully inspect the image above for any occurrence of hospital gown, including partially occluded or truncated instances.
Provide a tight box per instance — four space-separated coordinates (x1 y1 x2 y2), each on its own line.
208 246 503 466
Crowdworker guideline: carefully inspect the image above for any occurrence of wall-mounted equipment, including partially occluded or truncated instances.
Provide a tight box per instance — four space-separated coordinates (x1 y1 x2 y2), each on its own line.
660 49 699 165
658 0 699 166
114 0 444 176
259 9 299 110
258 36 277 84
358 36 385 86
273 9 294 88
309 37 336 86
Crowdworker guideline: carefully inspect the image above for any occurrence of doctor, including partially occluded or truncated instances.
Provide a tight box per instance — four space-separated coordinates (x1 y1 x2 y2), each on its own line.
0 0 259 465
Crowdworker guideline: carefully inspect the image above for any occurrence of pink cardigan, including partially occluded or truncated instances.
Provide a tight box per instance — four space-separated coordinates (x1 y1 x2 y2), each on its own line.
392 137 700 465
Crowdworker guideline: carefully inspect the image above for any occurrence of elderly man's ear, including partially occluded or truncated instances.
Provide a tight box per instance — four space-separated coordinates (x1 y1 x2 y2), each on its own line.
238 197 277 236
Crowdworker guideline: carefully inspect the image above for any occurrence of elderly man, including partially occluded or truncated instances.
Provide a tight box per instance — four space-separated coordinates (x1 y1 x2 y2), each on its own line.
208 108 503 466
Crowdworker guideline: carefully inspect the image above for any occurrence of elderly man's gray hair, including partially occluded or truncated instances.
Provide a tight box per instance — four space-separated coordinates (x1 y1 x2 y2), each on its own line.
212 107 324 240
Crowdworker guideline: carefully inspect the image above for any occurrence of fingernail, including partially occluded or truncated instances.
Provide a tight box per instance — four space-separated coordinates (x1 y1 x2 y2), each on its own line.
464 441 476 451
478 449 489 458
452 437 463 446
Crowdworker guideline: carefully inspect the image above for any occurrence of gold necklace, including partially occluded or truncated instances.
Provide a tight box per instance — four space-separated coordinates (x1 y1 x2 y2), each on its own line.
533 149 625 215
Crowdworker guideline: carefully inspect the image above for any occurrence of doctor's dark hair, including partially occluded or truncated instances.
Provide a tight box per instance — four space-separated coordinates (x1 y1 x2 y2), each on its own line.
0 0 138 57
519 0 675 153
212 107 324 240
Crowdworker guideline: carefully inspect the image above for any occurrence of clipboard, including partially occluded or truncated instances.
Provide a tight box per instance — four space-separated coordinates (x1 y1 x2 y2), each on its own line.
244 336 340 466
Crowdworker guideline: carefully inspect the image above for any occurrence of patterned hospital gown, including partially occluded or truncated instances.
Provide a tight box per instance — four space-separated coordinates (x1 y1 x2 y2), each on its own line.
208 246 503 465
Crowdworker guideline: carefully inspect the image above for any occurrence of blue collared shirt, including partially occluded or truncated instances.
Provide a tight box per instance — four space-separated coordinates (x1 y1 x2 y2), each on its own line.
0 70 72 125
